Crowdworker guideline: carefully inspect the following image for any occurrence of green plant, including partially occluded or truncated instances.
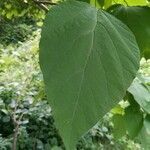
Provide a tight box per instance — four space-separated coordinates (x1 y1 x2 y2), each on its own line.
0 89 64 150
0 0 45 20
0 134 12 150
0 39 65 149
39 0 150 149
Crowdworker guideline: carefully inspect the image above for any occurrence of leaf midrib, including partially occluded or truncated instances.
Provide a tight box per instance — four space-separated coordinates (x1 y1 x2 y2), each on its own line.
68 9 98 145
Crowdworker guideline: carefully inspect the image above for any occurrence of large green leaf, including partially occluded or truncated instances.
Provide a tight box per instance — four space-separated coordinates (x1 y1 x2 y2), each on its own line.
128 78 150 114
39 1 140 149
109 5 150 59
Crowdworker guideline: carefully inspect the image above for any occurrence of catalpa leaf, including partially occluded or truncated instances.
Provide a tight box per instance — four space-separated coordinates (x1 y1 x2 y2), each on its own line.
39 1 140 149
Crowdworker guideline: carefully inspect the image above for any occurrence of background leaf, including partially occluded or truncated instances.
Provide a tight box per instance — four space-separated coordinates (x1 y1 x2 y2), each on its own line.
138 115 150 150
128 78 150 114
112 114 126 138
112 98 143 139
124 104 143 138
108 5 150 59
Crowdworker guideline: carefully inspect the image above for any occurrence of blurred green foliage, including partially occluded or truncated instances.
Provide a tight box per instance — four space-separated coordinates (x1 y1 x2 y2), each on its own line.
0 0 45 20
0 19 37 45
0 0 46 45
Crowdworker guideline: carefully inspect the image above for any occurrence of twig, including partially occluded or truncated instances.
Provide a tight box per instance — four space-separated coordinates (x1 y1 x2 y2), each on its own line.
33 0 49 12
37 1 56 5
12 113 24 150
12 101 24 150
33 0 57 12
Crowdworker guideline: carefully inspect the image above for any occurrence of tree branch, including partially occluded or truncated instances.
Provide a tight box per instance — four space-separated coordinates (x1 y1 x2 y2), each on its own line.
33 0 57 12
33 0 49 12
37 1 56 5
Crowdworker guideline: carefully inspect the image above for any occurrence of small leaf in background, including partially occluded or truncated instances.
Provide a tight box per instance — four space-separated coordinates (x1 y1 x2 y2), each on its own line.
128 79 150 114
109 5 150 59
112 114 126 138
1 109 8 115
124 105 143 138
2 116 10 123
5 4 11 9
36 22 43 27
111 104 125 115
19 120 29 125
9 99 17 108
138 115 150 150
112 95 143 139
40 1 140 149
6 12 13 19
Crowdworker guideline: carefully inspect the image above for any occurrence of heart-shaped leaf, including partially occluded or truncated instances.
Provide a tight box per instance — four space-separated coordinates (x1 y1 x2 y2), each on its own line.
39 1 140 149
